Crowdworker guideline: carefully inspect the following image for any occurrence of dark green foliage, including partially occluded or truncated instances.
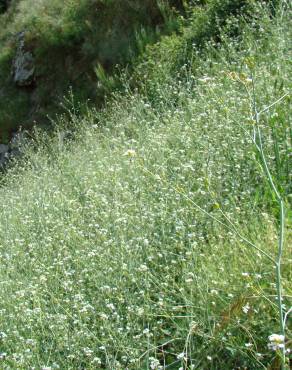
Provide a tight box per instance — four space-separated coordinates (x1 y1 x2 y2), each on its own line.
0 0 186 140
0 0 282 141
184 0 249 46
0 0 8 14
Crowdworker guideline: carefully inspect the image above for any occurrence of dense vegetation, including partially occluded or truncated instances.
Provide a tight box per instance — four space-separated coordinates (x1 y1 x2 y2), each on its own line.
0 0 291 369
0 0 183 141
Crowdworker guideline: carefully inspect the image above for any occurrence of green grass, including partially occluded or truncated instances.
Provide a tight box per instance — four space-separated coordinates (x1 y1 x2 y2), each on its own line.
0 1 291 369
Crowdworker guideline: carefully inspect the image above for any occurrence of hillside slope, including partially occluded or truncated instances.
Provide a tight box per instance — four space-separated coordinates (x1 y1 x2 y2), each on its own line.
0 1 291 369
0 0 183 142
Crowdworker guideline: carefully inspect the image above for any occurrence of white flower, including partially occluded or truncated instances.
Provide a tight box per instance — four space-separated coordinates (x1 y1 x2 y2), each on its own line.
92 357 101 364
83 348 93 357
268 334 285 351
177 352 185 360
269 334 285 342
123 149 136 157
242 303 250 314
150 358 160 369
137 307 144 316
138 264 148 272
0 332 7 339
198 76 213 83
106 303 115 311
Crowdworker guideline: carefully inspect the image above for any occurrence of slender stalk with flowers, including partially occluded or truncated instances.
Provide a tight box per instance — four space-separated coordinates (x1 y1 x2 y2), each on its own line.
248 71 289 368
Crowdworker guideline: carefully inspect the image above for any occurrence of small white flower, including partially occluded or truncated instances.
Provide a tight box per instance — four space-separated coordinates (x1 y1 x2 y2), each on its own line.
268 334 285 351
92 357 101 364
269 334 285 343
106 303 115 311
242 303 250 314
123 149 136 157
137 307 144 316
198 76 212 83
150 358 160 369
83 348 93 357
245 343 253 348
138 264 148 272
0 332 7 339
177 352 185 360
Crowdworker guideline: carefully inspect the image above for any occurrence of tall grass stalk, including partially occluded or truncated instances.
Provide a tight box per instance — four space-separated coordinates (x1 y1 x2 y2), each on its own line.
250 73 289 369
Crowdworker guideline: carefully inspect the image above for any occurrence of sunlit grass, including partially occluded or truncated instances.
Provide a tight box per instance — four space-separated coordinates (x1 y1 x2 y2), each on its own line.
0 2 291 369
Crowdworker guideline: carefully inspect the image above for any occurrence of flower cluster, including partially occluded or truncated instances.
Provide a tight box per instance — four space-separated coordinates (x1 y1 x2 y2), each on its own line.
268 334 285 351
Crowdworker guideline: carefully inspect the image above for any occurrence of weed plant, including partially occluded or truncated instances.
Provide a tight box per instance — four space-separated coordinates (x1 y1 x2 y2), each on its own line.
0 1 291 369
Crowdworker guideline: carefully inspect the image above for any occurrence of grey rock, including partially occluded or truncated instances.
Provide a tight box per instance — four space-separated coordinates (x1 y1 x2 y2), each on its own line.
0 144 9 168
0 144 9 154
12 32 35 86
0 132 27 169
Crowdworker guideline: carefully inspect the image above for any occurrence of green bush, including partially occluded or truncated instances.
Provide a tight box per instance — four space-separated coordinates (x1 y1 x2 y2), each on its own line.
131 0 267 97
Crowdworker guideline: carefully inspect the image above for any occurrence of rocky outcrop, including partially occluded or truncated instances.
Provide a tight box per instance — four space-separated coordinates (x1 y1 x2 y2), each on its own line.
0 132 26 168
12 32 35 87
0 144 9 167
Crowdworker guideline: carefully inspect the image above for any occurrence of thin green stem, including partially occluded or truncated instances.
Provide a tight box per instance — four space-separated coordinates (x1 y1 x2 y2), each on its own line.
276 199 285 338
251 73 286 368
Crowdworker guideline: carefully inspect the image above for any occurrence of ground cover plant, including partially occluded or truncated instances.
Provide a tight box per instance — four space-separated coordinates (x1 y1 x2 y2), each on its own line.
0 1 291 369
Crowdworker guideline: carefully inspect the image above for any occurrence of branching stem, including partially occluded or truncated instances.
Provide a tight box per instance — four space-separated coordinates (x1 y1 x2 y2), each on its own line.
251 73 287 368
